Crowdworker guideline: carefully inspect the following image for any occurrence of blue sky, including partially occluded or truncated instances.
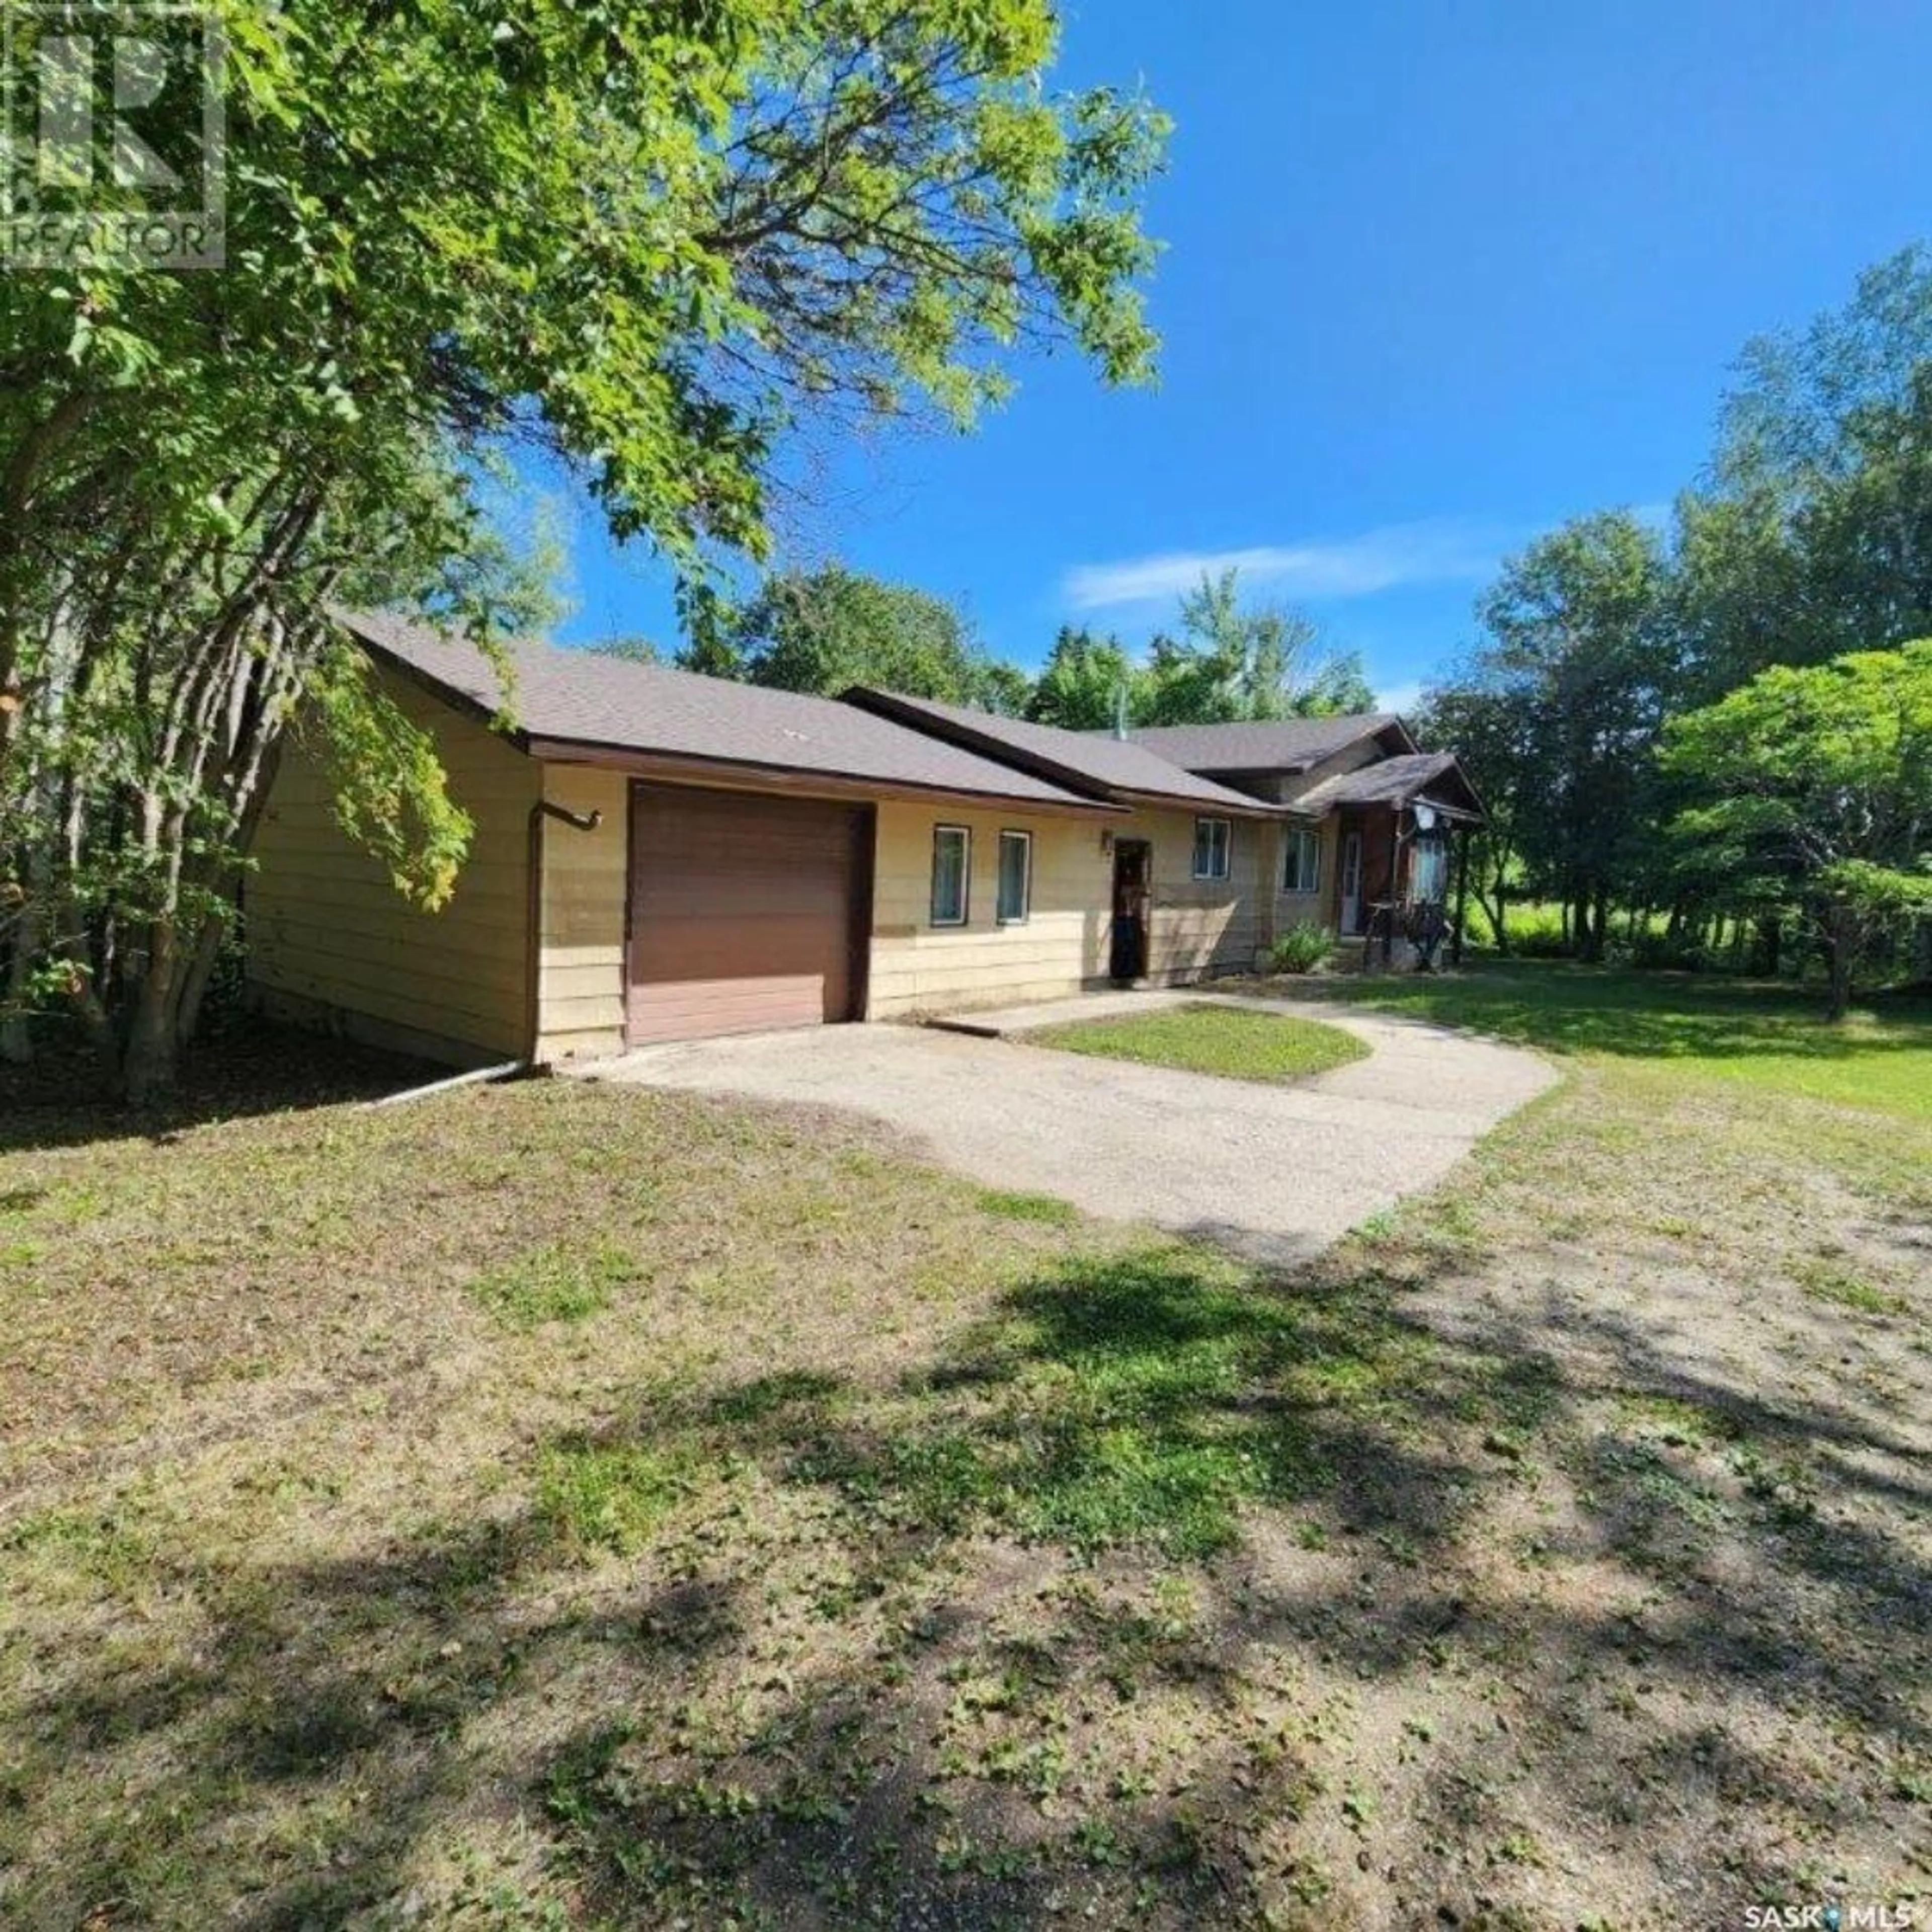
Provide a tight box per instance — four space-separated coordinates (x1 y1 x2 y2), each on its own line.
536 0 1932 709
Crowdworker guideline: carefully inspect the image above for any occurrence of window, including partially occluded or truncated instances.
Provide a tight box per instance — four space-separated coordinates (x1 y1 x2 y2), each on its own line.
1410 831 1448 904
996 829 1032 925
930 825 970 926
1282 827 1322 895
1191 816 1231 881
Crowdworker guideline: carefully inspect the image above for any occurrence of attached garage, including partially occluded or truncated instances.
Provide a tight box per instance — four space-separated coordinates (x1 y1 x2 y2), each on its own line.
626 784 873 1044
249 613 1133 1068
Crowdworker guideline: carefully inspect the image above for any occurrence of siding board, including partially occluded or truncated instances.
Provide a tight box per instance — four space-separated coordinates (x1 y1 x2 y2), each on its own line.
248 663 536 1063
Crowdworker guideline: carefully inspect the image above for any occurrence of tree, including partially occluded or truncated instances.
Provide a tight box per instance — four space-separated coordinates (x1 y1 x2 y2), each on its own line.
1134 569 1369 726
707 568 1017 705
1676 247 1932 701
1026 626 1138 730
1413 681 1529 953
1470 512 1676 959
1660 641 1932 1018
0 0 1166 1099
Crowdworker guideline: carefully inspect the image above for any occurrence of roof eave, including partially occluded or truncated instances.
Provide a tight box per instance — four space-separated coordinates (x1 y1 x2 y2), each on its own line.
523 736 1121 816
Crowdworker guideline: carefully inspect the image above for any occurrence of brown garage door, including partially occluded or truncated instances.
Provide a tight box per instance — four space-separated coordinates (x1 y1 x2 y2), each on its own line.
626 784 871 1044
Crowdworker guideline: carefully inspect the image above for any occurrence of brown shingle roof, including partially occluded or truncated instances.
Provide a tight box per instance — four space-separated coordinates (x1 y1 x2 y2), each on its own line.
1112 714 1409 775
1286 751 1481 817
843 688 1278 815
341 611 1106 811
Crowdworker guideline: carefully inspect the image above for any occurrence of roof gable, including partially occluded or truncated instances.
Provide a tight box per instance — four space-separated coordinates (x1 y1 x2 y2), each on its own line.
1286 751 1485 819
842 688 1276 815
1109 714 1414 776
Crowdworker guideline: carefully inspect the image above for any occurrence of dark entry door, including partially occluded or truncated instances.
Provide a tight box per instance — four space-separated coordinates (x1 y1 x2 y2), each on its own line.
627 784 870 1044
1110 839 1151 982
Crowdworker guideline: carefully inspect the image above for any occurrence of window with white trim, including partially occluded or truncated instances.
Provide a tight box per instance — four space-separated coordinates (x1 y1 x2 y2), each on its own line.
930 825 970 926
996 829 1032 925
1191 816 1231 881
1282 826 1322 894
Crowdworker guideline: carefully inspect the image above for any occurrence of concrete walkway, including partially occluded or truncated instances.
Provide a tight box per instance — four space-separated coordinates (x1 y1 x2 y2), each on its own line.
581 991 1556 1267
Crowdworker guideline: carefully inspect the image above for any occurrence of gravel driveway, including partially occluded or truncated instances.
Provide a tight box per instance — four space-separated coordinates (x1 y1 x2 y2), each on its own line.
581 992 1555 1264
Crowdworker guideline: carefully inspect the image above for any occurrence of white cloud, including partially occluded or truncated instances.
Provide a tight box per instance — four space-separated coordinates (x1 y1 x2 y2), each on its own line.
1061 517 1509 613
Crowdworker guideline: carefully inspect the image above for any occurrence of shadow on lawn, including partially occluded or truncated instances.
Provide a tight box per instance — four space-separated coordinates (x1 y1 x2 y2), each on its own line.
0 1022 446 1155
11 1240 1925 1928
1268 958 1931 1063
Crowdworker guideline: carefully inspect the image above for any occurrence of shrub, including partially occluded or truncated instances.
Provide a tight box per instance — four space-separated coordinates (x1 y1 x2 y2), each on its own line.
1271 923 1335 974
1628 930 1710 973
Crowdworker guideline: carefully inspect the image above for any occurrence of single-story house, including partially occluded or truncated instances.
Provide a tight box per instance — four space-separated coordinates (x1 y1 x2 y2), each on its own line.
245 613 1483 1068
1119 718 1486 942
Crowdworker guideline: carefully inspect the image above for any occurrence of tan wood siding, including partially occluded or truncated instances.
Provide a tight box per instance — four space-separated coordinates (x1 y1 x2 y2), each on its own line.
868 804 1109 1016
868 802 1258 1017
535 763 628 1062
1143 807 1263 982
248 664 536 1064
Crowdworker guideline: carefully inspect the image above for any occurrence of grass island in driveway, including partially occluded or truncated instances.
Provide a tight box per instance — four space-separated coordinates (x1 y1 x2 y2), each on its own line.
0 961 1925 1929
1025 1000 1370 1083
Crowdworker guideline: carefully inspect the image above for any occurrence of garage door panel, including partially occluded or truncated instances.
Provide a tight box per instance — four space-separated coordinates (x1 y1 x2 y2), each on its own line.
626 785 868 1044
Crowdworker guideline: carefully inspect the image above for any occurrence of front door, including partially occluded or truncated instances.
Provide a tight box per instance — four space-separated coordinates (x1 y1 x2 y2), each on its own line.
1110 840 1151 981
1339 828 1363 934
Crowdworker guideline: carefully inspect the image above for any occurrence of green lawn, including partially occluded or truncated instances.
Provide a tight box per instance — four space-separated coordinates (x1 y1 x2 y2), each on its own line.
0 995 1923 1929
1027 1000 1369 1083
1249 957 1932 1118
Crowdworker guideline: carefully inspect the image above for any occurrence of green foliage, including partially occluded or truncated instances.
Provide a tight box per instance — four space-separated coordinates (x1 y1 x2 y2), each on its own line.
704 567 1006 704
1661 641 1932 1012
1 0 1168 1095
1270 923 1336 974
1026 573 1376 731
1469 511 1676 957
1026 625 1138 730
305 645 474 911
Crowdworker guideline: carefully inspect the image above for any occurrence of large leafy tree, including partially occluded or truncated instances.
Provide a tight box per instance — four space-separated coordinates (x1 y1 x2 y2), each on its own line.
1026 625 1138 730
1137 569 1373 726
704 566 1012 705
1468 512 1676 958
1676 246 1932 700
1661 642 1932 1017
0 0 1166 1098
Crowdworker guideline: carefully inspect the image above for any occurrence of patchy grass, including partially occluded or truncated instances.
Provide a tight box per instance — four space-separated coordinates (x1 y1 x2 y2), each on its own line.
1027 1000 1368 1083
0 1007 1924 1930
468 1239 642 1331
976 1186 1082 1226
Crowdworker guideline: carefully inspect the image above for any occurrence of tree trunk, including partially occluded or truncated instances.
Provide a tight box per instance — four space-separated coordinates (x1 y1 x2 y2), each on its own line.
119 918 186 1104
1824 905 1856 1022
1584 884 1611 963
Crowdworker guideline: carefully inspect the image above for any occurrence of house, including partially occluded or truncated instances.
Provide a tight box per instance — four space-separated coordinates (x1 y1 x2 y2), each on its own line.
245 613 1483 1068
1119 718 1486 948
